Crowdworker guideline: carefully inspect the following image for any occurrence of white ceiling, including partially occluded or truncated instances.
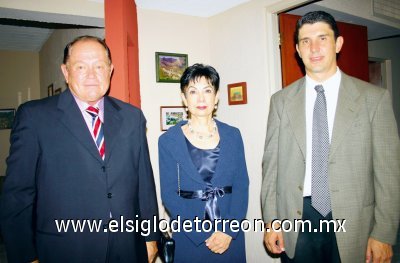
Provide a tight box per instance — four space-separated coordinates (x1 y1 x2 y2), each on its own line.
0 1 399 52
287 4 400 40
135 0 251 17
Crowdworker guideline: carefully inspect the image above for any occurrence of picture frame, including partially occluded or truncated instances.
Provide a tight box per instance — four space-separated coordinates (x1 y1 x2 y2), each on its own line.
47 83 54 97
0 108 16 130
160 106 187 131
54 88 62 95
227 82 247 105
155 52 188 83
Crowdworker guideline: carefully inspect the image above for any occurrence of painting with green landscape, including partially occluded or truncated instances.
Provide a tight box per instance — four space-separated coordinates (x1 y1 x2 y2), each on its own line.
156 52 188 83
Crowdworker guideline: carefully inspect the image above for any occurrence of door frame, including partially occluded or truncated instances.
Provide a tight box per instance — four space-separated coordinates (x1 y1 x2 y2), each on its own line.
264 0 314 95
369 57 393 97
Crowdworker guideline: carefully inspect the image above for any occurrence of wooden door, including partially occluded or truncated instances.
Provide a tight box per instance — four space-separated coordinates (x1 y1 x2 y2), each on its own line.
279 13 369 87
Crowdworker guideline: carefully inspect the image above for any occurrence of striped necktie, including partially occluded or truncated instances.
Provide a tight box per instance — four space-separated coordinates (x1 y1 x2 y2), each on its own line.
86 106 105 160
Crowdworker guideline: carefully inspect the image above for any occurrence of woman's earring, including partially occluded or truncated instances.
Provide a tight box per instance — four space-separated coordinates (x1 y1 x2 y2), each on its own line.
214 104 218 110
185 107 188 111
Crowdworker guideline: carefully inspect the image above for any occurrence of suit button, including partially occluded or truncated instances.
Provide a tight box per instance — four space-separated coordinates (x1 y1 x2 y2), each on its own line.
298 186 303 191
297 210 302 215
101 166 106 172
107 193 113 198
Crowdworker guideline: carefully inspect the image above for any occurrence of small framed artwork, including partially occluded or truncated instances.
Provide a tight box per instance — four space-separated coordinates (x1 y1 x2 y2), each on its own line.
54 88 62 95
155 52 188 83
160 106 187 131
228 82 247 105
47 83 54 97
0 108 16 129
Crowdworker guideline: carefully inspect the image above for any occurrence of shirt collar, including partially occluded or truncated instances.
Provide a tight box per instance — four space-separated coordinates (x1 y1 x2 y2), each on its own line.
72 93 105 120
306 67 341 90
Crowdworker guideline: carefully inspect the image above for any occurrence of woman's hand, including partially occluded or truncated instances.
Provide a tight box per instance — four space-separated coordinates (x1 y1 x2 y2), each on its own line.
205 231 232 254
146 241 158 263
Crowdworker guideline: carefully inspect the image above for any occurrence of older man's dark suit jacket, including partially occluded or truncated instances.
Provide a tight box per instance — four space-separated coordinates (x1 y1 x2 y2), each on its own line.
0 89 159 262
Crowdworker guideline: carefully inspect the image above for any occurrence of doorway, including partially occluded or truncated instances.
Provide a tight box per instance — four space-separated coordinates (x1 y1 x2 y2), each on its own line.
369 57 393 95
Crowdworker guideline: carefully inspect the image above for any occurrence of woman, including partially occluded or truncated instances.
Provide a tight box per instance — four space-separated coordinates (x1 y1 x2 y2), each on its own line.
158 63 249 262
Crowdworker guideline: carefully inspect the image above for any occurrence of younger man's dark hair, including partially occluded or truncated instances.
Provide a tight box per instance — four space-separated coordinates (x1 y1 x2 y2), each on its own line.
295 11 339 44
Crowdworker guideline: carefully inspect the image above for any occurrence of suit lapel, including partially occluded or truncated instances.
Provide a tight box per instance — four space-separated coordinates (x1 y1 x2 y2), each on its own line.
103 97 122 163
329 74 360 160
212 120 227 181
166 122 209 185
57 89 103 164
286 79 307 160
284 74 360 161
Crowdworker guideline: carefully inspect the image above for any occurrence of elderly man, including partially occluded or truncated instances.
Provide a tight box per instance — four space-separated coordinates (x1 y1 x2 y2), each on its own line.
1 35 159 263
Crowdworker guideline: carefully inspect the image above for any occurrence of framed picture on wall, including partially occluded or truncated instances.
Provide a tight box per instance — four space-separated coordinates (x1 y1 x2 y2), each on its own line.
227 82 247 105
160 106 187 131
0 108 16 129
47 83 54 97
155 52 188 83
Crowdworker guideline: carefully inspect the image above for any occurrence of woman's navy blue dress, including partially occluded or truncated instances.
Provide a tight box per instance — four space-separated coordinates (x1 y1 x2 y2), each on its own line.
158 120 248 263
186 138 221 220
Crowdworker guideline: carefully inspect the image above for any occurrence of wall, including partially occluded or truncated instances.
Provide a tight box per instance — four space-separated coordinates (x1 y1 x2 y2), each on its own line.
368 36 400 133
39 28 104 98
0 51 40 176
137 7 210 213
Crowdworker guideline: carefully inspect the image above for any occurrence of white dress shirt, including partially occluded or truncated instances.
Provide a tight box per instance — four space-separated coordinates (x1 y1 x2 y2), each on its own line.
303 68 341 196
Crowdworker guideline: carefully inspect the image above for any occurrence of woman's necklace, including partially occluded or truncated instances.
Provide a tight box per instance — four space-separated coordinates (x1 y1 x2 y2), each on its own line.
187 119 217 140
